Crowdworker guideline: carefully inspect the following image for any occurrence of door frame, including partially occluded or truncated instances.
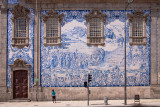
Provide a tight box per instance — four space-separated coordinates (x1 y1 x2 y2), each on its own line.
9 58 31 100
13 70 28 99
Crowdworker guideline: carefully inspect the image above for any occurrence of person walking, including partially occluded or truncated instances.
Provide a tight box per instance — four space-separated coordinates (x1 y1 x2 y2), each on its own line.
52 89 56 103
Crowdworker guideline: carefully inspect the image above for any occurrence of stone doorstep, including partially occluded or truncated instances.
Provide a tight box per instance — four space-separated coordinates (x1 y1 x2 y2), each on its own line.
8 99 31 102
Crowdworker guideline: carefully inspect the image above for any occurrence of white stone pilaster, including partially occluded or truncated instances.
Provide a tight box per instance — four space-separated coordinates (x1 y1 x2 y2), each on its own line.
158 9 160 84
151 9 158 85
34 8 41 86
0 8 8 101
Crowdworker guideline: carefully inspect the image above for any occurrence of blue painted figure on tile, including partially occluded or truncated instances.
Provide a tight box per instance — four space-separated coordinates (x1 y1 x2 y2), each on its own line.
6 9 151 88
40 10 151 87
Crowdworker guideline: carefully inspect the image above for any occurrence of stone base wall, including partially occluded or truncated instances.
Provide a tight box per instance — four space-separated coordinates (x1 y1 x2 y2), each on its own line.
0 87 8 102
29 86 151 101
1 86 159 101
150 85 160 99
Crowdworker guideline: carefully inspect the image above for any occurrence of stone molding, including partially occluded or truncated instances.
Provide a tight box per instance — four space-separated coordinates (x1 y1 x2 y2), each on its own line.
150 8 158 84
158 9 160 84
42 10 63 23
128 11 148 23
11 4 30 49
34 8 41 87
85 10 106 46
9 58 31 100
9 58 31 69
127 10 149 45
11 4 30 19
26 0 160 4
42 10 63 46
85 10 106 23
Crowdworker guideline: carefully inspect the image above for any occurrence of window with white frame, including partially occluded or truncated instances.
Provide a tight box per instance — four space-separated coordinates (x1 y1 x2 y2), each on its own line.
128 11 148 45
85 10 106 46
42 10 63 46
11 4 30 48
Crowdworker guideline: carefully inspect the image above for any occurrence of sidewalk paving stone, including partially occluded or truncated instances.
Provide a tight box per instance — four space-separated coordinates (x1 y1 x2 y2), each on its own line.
0 99 160 107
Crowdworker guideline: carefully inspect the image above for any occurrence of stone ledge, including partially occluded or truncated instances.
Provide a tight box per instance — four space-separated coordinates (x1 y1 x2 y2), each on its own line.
8 99 31 102
26 0 160 4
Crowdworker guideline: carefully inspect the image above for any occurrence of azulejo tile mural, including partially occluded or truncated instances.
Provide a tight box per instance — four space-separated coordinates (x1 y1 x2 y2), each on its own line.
7 9 34 87
8 0 18 4
40 10 151 87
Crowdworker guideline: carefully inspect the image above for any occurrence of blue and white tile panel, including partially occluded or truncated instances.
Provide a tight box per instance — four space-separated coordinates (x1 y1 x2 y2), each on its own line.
8 0 18 4
40 10 151 87
7 9 35 88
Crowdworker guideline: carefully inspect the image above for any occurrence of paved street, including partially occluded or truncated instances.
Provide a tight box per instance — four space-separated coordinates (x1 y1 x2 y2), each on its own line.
0 99 160 107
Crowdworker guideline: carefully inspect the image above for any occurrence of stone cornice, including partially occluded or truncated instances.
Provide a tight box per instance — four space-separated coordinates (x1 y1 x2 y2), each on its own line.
128 10 149 23
11 4 30 19
9 58 31 68
26 0 160 4
42 10 63 23
85 10 106 23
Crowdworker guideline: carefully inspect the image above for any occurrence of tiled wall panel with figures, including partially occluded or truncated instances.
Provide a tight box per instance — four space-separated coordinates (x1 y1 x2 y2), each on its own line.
40 10 151 87
7 9 35 87
6 9 151 88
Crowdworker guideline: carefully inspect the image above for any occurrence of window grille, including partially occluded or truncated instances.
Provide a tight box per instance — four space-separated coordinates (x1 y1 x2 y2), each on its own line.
11 4 30 48
128 11 148 45
15 18 27 37
45 18 59 44
42 10 63 46
132 18 143 37
46 18 58 38
85 10 106 46
90 18 102 37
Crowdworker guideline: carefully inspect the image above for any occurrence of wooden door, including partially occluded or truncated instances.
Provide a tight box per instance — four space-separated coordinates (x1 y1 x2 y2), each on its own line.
13 70 28 99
